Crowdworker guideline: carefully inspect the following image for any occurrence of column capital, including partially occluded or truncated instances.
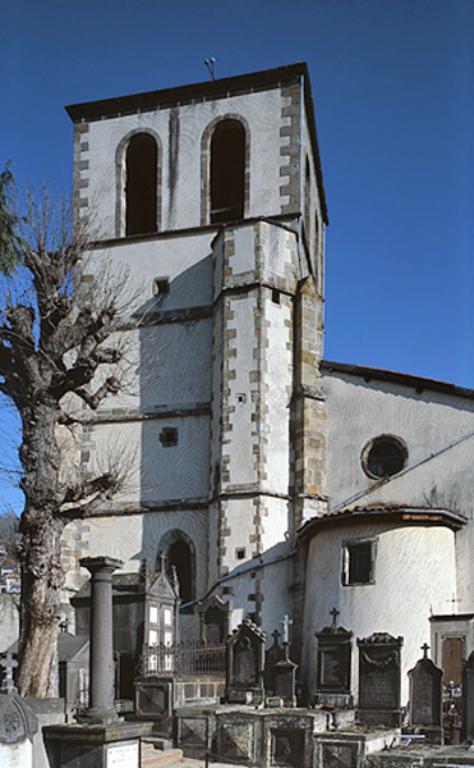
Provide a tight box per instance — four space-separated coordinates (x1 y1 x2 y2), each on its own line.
80 556 123 576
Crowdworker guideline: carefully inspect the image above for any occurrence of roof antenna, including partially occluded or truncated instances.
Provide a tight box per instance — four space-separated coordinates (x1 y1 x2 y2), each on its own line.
204 57 216 81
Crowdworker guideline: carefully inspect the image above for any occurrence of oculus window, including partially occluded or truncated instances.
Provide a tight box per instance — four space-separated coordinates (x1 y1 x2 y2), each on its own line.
362 435 408 479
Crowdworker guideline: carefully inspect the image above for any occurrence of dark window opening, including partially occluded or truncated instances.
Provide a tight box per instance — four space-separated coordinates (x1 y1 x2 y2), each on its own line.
236 547 246 560
210 119 245 224
160 427 178 447
271 288 281 304
167 540 193 603
153 277 170 296
363 435 407 479
125 133 158 236
304 157 310 243
344 541 374 586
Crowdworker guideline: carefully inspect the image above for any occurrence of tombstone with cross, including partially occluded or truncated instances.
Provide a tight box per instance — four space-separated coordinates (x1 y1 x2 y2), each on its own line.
314 607 353 709
272 616 298 706
0 653 18 695
0 653 38 759
408 642 443 742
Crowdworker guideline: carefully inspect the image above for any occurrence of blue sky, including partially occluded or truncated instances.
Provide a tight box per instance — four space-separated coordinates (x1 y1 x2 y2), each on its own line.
2 0 474 513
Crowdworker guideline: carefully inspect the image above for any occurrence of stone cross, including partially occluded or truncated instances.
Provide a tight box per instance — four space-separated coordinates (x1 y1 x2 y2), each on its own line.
272 629 280 645
280 615 293 645
158 550 167 574
0 652 18 693
330 606 340 629
421 642 430 659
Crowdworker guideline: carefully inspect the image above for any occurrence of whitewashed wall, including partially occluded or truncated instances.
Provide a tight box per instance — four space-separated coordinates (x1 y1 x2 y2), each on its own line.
302 521 456 705
323 371 474 612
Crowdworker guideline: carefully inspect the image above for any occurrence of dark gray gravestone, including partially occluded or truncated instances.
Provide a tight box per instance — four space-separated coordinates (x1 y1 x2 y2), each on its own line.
357 632 403 726
273 644 297 707
226 617 266 704
462 650 474 741
265 630 284 694
314 607 353 709
408 643 442 743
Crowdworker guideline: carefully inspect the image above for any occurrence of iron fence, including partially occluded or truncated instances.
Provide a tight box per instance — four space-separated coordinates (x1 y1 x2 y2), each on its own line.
138 641 226 678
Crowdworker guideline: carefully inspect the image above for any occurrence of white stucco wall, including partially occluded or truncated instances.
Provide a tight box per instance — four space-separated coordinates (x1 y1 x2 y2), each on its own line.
323 371 474 612
302 521 457 704
84 87 286 238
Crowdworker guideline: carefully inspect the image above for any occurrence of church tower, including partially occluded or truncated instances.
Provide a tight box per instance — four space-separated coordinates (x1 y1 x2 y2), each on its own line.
64 63 328 632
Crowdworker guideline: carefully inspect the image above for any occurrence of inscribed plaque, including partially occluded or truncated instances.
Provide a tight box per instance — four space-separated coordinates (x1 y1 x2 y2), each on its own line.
106 740 139 768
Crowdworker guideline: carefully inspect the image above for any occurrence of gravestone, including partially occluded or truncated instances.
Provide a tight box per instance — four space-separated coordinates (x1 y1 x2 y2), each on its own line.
314 607 353 708
226 617 266 704
197 593 232 644
357 632 403 726
273 640 297 708
0 653 38 768
265 630 284 694
462 650 474 741
408 643 443 743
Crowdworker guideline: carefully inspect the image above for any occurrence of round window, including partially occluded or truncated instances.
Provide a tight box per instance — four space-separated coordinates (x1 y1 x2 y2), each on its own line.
362 435 407 479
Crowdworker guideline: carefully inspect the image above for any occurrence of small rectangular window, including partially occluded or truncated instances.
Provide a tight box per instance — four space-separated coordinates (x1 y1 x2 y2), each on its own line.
153 277 170 297
271 288 280 304
160 427 178 447
342 540 376 586
235 547 246 560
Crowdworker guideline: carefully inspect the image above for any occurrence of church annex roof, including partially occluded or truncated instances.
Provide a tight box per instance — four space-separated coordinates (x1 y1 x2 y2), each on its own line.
65 62 328 224
297 504 467 541
321 360 474 401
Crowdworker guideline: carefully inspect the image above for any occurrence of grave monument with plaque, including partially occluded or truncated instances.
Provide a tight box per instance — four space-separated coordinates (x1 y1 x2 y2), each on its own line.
314 607 353 709
44 557 152 768
226 617 266 705
357 632 403 727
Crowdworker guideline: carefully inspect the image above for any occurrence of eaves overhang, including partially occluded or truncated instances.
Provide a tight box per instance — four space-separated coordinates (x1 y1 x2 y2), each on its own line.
297 504 467 542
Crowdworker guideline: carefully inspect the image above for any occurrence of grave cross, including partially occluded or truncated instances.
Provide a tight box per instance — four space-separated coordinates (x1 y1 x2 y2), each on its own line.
330 606 340 629
421 642 430 659
280 615 293 645
272 629 281 646
158 550 167 574
0 652 18 694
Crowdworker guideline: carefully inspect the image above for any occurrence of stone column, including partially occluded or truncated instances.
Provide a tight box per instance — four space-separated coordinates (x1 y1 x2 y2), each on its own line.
80 556 123 724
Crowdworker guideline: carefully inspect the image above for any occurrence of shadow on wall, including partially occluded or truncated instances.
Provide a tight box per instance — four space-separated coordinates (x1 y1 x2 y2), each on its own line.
136 252 213 613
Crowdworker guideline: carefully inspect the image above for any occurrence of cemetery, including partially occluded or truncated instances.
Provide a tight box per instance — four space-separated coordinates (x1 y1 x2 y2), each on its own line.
3 553 474 766
2 57 474 768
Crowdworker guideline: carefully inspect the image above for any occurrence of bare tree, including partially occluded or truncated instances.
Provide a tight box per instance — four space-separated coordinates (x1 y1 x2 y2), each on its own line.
0 169 138 697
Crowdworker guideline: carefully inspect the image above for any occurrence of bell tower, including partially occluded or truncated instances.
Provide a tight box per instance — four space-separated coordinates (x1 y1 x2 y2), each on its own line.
65 63 328 631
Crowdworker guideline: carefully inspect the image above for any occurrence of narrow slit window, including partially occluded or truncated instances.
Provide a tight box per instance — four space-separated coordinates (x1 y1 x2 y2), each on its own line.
125 133 158 236
210 119 246 224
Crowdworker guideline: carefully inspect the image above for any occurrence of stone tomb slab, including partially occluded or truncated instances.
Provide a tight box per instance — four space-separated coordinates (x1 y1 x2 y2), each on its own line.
219 721 254 763
315 729 401 768
43 721 152 768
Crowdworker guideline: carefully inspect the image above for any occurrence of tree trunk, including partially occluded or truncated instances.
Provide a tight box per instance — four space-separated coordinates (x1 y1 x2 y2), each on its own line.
18 515 64 697
18 401 65 698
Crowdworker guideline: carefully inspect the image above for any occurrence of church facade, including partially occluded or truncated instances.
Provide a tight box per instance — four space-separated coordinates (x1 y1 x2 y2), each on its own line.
61 63 474 706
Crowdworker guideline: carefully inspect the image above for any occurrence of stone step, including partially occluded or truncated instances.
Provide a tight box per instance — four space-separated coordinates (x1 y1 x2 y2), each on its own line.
141 745 184 767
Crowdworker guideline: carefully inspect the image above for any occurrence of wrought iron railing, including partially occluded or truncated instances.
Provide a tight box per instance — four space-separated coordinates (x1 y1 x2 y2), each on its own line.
138 642 226 678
